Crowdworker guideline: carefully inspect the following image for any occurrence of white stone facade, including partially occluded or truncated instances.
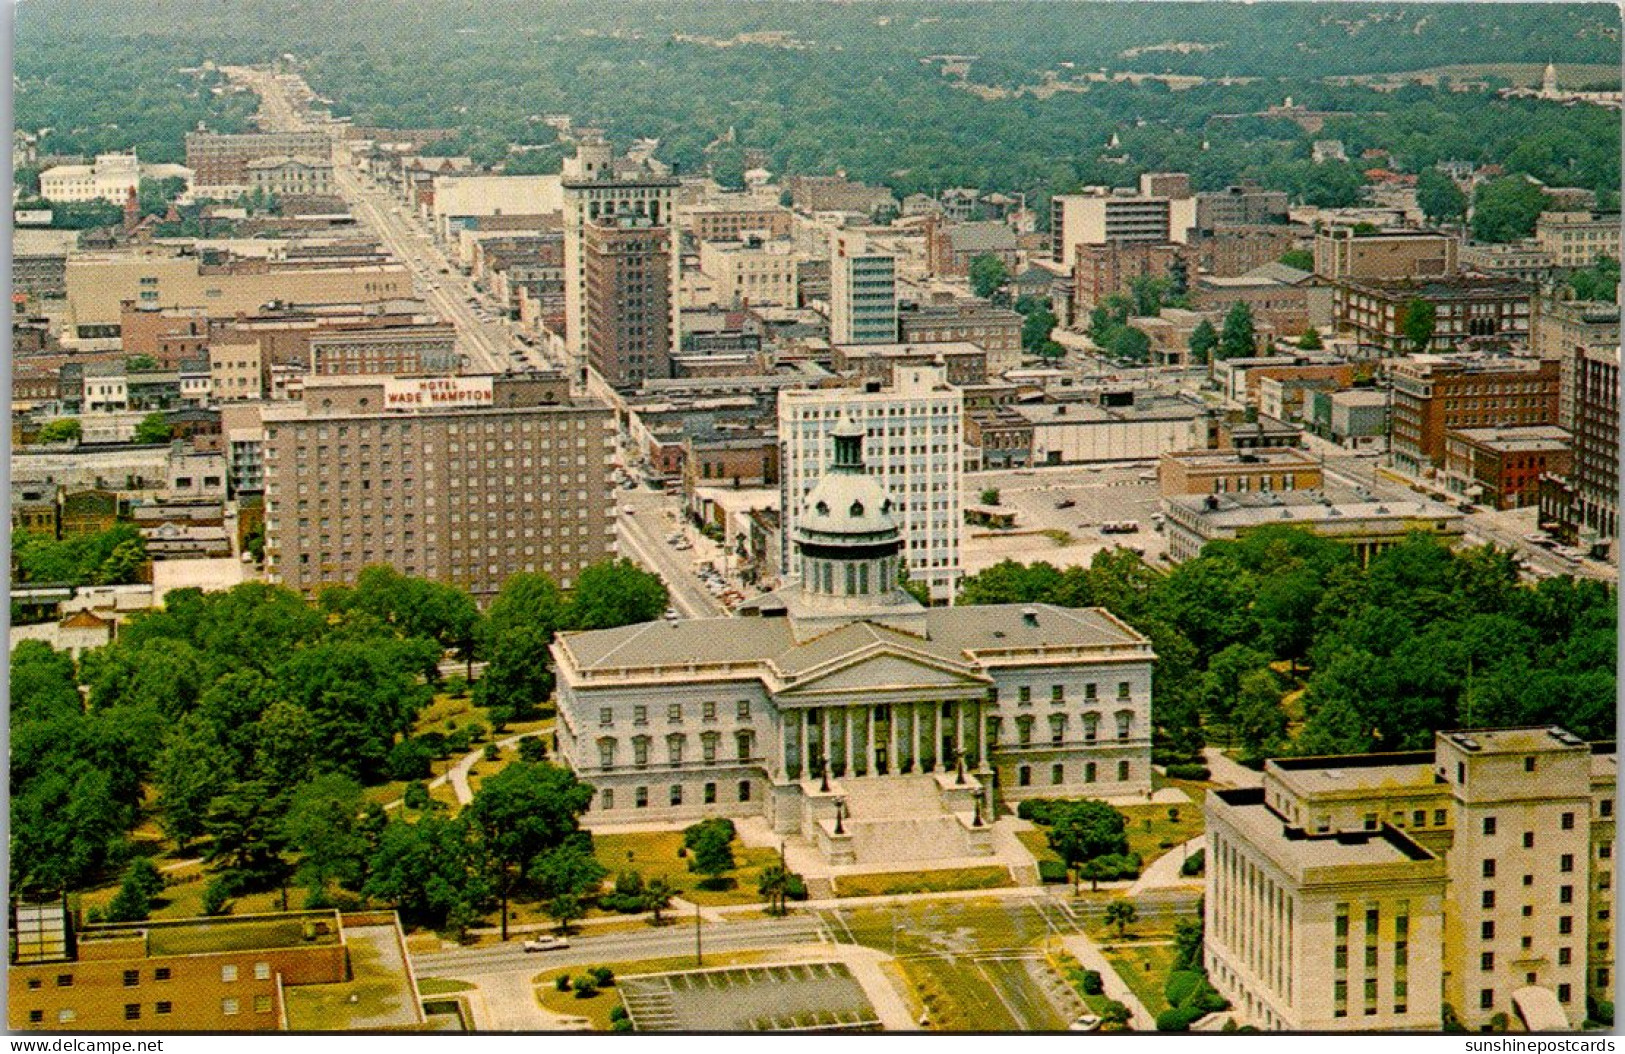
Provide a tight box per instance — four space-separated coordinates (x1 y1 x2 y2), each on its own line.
778 366 963 602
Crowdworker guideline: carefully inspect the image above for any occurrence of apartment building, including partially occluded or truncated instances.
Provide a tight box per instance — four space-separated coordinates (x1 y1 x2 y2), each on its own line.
1535 212 1621 268
1194 184 1290 229
779 366 962 602
1387 355 1560 474
1206 727 1615 1032
829 230 899 345
1313 227 1460 282
583 214 674 388
898 301 1025 377
262 373 615 599
1335 277 1533 355
1072 241 1185 315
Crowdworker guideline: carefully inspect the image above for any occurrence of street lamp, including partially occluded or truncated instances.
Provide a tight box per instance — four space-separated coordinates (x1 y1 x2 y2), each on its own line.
834 797 847 835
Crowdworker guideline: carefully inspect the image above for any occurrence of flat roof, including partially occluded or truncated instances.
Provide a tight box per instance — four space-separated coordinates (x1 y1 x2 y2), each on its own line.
1167 491 1461 529
1162 447 1319 469
80 912 343 958
1213 789 1438 871
1449 425 1570 452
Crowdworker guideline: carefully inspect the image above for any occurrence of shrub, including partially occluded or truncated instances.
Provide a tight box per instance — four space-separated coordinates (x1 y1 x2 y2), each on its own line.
1163 764 1211 781
1081 969 1104 996
785 874 809 901
1155 1006 1206 1032
487 705 513 732
611 1017 634 1032
1037 859 1069 884
1590 998 1614 1026
682 817 736 849
483 742 500 761
572 975 598 999
403 781 431 811
1165 970 1203 1008
418 731 448 758
1180 849 1206 877
386 738 434 781
518 736 547 763
609 1006 628 1023
200 878 232 917
466 722 489 743
1016 798 1062 825
590 967 615 988
446 728 473 754
1088 853 1142 881
555 974 572 992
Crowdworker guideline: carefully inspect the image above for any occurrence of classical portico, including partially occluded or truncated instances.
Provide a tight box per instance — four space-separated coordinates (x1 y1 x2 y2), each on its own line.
550 421 1157 867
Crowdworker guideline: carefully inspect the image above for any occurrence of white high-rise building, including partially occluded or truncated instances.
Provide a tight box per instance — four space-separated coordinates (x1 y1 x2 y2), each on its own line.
779 365 963 601
829 229 898 345
562 135 680 385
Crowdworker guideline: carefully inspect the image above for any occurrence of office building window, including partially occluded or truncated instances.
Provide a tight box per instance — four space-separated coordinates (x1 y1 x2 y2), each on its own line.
1558 984 1572 1004
1524 832 1535 849
635 786 649 808
1559 916 1573 935
1560 885 1574 904
123 969 139 987
221 965 238 983
1562 812 1576 830
1481 989 1495 1010
254 962 270 981
1051 763 1064 785
1560 853 1575 873
1482 921 1495 940
222 998 240 1016
1434 809 1447 826
1018 765 1032 787
124 1004 140 1021
704 782 717 804
1118 760 1130 781
670 784 683 806
1482 890 1496 909
600 788 614 810
738 780 752 802
1483 859 1496 878
1484 816 1497 836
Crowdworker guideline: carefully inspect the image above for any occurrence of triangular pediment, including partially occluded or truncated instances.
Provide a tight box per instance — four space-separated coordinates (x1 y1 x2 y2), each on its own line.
776 644 988 696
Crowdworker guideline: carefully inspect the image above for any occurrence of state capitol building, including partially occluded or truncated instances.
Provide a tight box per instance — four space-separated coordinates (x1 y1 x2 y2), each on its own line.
553 421 1156 866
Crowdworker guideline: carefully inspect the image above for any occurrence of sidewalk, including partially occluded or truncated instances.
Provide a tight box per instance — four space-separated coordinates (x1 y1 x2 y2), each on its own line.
1060 932 1157 1032
1127 836 1204 896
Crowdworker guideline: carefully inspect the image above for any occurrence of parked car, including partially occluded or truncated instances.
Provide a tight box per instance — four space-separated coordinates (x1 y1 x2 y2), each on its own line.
1101 521 1141 534
1069 1015 1102 1032
522 936 570 952
1054 499 1076 510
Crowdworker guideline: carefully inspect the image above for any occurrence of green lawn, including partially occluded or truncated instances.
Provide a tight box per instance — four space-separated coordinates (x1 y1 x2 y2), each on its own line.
1016 829 1062 865
832 866 1009 898
418 977 476 995
591 830 781 906
1101 941 1180 1016
1118 803 1203 868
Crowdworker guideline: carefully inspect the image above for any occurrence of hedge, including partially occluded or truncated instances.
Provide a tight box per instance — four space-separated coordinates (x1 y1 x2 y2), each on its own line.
1163 764 1211 781
1156 1006 1206 1032
1037 859 1069 884
1081 969 1104 996
1165 970 1203 1008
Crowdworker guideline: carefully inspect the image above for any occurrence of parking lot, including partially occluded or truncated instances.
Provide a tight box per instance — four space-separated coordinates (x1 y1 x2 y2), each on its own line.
964 463 1171 573
618 962 880 1032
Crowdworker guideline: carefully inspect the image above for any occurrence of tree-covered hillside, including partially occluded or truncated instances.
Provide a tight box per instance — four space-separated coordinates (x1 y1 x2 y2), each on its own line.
15 2 1620 204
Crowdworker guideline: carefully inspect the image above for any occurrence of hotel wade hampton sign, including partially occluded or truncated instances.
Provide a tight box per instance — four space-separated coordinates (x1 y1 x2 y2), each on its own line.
384 377 494 409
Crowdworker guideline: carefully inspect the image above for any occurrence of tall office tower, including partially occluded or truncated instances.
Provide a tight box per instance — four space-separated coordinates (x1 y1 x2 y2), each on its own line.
583 213 673 388
562 135 679 386
1571 342 1619 552
262 373 615 601
829 230 899 345
779 365 963 602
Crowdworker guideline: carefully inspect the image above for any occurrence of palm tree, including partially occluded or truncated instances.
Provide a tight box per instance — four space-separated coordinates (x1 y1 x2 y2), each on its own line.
758 864 792 916
641 879 673 926
1105 900 1138 939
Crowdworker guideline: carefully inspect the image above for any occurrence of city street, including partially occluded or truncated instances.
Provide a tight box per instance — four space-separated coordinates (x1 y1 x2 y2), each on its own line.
615 484 725 618
232 67 544 376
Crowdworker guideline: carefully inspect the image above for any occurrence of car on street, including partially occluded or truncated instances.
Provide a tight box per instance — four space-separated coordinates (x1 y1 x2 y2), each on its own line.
621 506 635 516
1054 499 1076 509
1069 1015 1102 1032
522 936 570 952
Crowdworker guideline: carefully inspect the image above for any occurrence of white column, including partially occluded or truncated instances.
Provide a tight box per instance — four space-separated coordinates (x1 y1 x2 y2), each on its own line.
818 708 829 777
917 701 930 771
888 706 899 774
865 705 876 777
844 707 855 777
954 702 965 763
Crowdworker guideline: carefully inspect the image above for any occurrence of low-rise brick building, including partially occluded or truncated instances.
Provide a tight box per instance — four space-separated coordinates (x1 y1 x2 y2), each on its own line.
1442 425 1571 509
1334 276 1533 355
1388 354 1560 475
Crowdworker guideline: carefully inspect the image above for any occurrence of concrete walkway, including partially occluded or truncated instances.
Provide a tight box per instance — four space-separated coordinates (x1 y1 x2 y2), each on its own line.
1059 933 1157 1032
385 730 541 813
1128 835 1205 896
1202 747 1263 789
